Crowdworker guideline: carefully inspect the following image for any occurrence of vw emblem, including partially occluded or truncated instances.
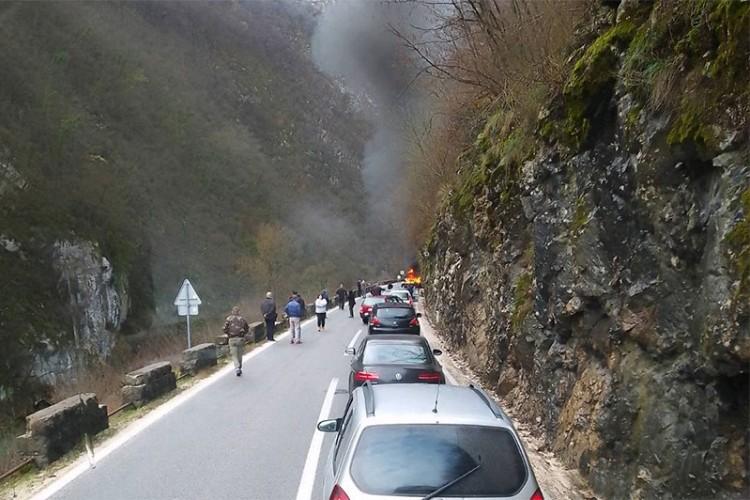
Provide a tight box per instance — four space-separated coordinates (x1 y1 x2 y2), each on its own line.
395 373 402 381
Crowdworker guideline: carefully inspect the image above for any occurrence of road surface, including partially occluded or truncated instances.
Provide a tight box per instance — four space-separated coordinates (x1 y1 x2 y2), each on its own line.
43 304 363 500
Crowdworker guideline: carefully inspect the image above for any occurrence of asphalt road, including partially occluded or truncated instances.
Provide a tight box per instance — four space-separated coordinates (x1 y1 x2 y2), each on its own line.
47 304 362 500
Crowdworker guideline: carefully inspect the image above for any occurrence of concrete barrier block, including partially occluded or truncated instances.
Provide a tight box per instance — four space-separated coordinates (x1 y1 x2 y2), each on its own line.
122 362 176 407
215 334 229 346
249 321 265 342
17 393 108 467
179 343 217 375
123 361 172 386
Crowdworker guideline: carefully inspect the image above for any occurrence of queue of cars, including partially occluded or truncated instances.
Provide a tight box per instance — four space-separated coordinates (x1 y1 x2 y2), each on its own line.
319 282 544 500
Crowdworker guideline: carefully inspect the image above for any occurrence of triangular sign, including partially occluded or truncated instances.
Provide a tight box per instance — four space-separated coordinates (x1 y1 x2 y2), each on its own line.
174 279 202 306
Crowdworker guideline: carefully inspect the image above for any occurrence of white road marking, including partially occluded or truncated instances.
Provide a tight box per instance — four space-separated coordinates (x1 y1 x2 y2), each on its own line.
31 312 322 500
295 377 339 500
345 329 362 355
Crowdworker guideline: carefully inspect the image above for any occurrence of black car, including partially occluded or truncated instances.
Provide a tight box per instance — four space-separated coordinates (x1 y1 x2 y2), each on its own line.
368 303 420 335
345 334 445 393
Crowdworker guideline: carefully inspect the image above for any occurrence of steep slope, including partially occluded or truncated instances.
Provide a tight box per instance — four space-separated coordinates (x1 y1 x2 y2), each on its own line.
0 1 370 414
424 1 749 498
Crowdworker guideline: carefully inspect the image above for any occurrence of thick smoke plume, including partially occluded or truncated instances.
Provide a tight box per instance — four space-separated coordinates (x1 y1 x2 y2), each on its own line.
311 0 431 265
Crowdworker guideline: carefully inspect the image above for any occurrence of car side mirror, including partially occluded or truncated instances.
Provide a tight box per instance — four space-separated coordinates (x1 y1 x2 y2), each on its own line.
416 313 422 318
317 418 342 433
432 349 442 356
345 347 355 356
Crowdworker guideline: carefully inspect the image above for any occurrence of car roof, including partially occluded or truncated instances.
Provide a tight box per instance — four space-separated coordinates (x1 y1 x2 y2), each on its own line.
371 302 411 309
356 384 510 427
363 334 426 344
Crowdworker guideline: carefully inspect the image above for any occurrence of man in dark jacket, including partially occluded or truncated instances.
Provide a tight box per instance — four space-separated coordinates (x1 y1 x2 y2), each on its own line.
285 293 304 344
260 292 277 342
223 306 249 376
336 284 347 310
347 289 356 318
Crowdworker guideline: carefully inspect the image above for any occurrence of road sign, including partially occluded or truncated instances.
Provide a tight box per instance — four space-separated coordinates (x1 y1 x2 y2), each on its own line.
174 278 201 348
174 279 201 316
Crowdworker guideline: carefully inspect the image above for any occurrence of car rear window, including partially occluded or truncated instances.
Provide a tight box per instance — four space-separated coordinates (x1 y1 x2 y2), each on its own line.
362 343 428 365
364 297 386 306
374 307 413 319
350 424 527 497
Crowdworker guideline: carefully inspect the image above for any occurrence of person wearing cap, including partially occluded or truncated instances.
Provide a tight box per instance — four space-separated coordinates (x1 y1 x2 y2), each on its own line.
260 291 277 342
223 306 249 376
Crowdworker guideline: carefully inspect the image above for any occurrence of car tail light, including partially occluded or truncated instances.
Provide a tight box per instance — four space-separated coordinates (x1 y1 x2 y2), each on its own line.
417 371 441 382
409 317 419 327
329 485 350 500
530 489 544 500
370 316 381 326
354 370 379 382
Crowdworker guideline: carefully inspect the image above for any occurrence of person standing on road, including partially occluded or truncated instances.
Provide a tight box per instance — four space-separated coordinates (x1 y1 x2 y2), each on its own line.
357 280 362 297
285 293 304 344
223 306 249 376
293 291 306 318
336 283 347 310
315 294 328 331
347 289 356 318
260 292 277 342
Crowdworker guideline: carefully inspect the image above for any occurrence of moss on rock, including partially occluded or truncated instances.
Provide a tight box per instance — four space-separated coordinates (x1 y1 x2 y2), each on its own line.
726 188 750 303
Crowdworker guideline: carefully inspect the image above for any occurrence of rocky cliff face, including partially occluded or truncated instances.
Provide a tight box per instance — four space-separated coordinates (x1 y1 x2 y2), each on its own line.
424 2 749 498
31 241 128 386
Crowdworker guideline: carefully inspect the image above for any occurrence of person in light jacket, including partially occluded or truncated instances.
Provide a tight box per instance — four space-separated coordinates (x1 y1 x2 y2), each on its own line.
315 294 328 331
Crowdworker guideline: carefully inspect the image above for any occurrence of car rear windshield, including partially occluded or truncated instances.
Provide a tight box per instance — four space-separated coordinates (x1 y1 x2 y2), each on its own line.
350 424 527 497
364 297 386 306
374 307 413 319
362 343 428 365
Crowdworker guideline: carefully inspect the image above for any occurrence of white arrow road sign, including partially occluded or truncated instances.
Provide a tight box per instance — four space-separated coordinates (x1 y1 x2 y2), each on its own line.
174 278 201 348
174 279 201 316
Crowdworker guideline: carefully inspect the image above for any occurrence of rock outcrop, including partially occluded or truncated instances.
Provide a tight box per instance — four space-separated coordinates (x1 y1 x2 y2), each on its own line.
423 1 749 498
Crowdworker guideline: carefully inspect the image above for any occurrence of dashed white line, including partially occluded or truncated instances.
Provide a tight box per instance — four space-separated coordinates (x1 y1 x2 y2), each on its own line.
295 377 339 500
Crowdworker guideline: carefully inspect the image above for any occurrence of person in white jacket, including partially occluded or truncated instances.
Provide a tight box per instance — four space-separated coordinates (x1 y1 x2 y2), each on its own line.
315 294 328 331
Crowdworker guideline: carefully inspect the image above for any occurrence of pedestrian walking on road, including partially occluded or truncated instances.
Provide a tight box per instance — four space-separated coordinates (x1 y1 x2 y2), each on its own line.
223 306 249 376
336 283 347 310
315 294 328 331
260 292 277 342
347 289 356 318
285 293 304 344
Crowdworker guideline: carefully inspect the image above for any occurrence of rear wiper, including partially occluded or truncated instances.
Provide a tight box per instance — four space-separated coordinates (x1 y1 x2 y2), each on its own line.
420 464 481 500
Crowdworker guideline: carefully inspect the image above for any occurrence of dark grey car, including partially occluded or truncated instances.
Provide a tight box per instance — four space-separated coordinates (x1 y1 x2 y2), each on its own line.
346 334 444 393
367 303 421 335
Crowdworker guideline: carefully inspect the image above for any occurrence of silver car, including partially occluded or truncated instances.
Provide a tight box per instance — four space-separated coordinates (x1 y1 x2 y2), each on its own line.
317 383 543 500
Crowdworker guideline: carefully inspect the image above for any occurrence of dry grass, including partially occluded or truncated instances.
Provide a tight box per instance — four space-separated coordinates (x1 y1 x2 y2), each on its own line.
51 317 225 412
400 0 590 243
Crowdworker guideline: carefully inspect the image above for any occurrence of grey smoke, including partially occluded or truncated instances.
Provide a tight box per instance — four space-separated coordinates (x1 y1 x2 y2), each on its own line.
311 0 432 259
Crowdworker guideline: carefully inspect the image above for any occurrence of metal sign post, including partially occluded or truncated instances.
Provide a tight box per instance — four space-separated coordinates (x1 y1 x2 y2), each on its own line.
174 279 202 349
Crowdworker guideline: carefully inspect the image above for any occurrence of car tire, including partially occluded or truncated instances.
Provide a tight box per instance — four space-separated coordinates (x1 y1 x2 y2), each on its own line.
361 318 368 324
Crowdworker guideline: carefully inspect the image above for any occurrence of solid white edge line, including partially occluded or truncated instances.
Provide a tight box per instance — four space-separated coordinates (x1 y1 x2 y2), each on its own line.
31 312 322 500
295 377 339 500
345 329 362 355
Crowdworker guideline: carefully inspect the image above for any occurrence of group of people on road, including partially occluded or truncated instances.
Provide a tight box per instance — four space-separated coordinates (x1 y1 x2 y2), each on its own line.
223 282 364 376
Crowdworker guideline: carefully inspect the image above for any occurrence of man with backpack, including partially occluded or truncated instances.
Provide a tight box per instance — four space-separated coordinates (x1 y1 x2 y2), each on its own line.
285 292 304 344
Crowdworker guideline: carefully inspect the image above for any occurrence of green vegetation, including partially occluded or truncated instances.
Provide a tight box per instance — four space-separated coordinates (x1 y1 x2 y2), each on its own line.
0 1 373 420
726 188 750 303
542 21 637 151
511 271 534 331
570 195 591 237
